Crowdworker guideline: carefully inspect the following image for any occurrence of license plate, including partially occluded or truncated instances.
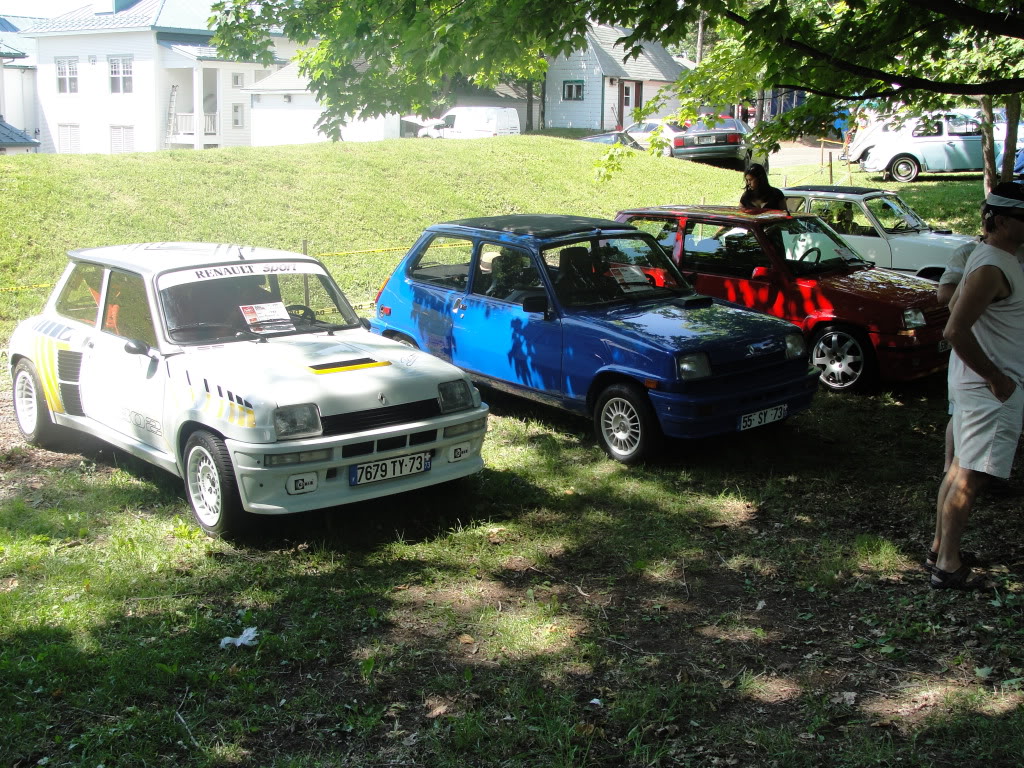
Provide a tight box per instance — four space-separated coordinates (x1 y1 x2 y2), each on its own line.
698 135 716 145
738 404 787 431
349 452 431 486
938 339 951 353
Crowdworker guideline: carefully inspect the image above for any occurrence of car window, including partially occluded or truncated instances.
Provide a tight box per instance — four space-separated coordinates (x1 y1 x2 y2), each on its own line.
625 216 679 253
409 236 473 290
543 234 687 307
764 218 860 274
103 269 157 347
864 195 927 232
472 245 543 304
679 222 770 276
947 115 981 136
784 196 807 213
912 119 943 137
55 262 104 325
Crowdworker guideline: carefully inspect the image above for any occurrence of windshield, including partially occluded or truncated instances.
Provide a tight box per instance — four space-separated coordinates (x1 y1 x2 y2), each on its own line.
543 234 692 308
764 218 868 276
156 261 361 344
865 194 928 233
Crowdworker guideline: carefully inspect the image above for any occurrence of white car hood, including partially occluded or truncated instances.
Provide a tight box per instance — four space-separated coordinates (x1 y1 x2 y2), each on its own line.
895 229 976 248
180 331 462 416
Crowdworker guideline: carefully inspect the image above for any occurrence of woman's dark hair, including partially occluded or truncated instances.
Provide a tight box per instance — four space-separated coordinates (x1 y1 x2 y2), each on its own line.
744 163 769 187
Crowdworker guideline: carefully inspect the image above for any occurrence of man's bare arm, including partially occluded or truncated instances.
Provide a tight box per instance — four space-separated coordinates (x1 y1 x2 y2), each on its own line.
944 264 1015 400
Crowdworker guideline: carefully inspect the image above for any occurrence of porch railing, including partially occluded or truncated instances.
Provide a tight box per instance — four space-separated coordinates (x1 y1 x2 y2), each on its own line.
173 112 218 136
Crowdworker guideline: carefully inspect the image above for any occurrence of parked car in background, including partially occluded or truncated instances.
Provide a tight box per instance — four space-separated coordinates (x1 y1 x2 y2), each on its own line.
371 214 818 463
8 243 489 537
669 117 762 170
415 107 521 139
579 131 643 150
617 206 951 392
621 119 688 155
782 185 975 279
847 110 1024 182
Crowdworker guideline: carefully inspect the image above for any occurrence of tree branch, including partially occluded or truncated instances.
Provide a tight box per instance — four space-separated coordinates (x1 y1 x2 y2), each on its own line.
899 0 1024 41
723 8 1024 96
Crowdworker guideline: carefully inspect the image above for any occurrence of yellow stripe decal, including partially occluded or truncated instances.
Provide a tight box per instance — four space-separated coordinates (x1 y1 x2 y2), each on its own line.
309 361 392 375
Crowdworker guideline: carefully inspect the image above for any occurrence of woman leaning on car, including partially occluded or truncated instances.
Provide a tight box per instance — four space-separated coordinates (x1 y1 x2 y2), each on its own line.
739 163 786 211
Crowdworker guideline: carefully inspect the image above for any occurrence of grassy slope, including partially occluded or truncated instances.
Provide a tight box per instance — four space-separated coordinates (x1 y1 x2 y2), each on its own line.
3 138 1020 768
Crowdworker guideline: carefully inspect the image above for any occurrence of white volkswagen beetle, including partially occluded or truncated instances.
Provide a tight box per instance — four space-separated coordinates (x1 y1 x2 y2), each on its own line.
8 243 489 536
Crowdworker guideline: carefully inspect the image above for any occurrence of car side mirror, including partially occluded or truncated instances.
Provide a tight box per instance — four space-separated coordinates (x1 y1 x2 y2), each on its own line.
359 317 371 330
124 339 151 356
751 266 771 279
522 295 550 317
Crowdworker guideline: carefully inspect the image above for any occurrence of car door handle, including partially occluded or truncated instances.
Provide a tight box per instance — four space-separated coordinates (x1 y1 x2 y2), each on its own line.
452 298 467 312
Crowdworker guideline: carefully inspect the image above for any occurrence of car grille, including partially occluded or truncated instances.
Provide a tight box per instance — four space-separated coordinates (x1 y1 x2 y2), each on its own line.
320 398 442 437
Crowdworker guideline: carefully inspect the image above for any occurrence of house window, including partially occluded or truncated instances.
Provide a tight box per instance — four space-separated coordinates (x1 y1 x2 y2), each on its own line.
563 80 584 101
111 125 135 154
623 85 633 108
56 57 78 93
57 124 80 154
109 56 133 93
232 104 245 128
232 72 244 88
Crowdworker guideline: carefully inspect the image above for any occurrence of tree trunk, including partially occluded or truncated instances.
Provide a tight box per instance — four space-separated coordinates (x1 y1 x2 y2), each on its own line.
755 88 765 123
696 12 706 65
526 80 534 132
980 95 997 196
1000 93 1020 183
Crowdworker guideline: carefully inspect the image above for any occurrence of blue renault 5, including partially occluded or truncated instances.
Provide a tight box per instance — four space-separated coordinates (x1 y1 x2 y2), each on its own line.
371 215 819 463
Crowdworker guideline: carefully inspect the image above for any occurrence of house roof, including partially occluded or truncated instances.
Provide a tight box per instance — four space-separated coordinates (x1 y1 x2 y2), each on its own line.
0 14 41 64
26 0 217 35
586 23 685 83
0 119 39 147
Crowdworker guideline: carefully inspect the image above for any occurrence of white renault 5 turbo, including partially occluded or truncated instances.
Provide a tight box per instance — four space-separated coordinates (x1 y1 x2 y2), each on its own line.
8 243 489 537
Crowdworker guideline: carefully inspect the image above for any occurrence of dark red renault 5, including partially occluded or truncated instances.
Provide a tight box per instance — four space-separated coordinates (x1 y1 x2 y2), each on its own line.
616 205 950 392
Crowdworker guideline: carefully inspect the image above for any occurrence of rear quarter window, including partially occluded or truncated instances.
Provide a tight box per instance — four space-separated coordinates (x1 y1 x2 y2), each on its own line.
409 236 473 291
55 262 105 325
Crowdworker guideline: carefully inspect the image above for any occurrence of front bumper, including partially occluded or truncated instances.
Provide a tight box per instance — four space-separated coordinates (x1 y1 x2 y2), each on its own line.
647 365 819 439
226 405 488 514
873 332 950 382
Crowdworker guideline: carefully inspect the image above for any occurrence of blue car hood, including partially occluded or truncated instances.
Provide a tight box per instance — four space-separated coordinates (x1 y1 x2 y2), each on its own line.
570 296 799 363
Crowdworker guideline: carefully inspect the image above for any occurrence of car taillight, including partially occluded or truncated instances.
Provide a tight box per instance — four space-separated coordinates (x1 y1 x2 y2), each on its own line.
726 133 741 144
673 136 685 148
373 280 389 306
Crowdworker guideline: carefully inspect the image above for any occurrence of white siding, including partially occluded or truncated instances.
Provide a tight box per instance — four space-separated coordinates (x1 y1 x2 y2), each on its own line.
544 48 604 129
2 67 38 138
36 31 160 154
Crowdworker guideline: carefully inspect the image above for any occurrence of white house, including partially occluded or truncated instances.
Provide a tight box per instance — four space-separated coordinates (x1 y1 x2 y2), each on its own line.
242 61 402 146
544 23 687 131
24 0 300 154
1 15 40 140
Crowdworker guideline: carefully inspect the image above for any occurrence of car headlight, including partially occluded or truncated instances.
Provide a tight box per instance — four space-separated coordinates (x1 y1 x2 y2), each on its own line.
438 379 474 413
903 308 927 329
677 352 711 380
785 333 807 359
273 403 322 439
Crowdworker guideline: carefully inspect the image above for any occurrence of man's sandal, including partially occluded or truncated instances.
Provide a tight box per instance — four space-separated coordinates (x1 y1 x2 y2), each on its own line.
930 564 977 591
923 549 979 573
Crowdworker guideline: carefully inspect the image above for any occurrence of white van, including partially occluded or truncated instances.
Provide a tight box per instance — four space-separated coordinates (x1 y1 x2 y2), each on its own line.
418 107 521 139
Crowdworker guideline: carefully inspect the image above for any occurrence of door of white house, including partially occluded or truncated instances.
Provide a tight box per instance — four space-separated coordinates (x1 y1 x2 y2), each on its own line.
617 81 643 128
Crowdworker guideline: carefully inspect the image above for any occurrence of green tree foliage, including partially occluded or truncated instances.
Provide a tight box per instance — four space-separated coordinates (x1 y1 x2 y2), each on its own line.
211 0 1024 183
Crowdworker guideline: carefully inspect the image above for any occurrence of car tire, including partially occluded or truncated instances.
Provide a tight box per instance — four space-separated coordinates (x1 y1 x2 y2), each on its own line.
387 332 419 349
739 151 752 171
810 325 877 393
594 382 661 464
888 155 920 183
184 430 246 537
12 359 63 448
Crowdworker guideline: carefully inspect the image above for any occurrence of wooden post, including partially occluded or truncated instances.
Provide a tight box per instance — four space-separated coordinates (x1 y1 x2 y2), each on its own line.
828 153 833 184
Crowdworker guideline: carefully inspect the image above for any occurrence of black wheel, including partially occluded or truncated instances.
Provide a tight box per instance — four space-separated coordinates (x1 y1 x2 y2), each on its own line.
12 359 62 448
738 151 752 171
889 155 920 183
594 383 661 464
810 326 877 392
183 430 246 537
386 332 419 349
286 304 317 321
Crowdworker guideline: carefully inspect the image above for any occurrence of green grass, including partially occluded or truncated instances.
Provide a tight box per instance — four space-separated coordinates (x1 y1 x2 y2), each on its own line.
3 137 1022 767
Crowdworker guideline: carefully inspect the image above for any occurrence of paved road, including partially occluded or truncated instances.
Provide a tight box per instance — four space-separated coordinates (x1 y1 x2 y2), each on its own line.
772 140 845 168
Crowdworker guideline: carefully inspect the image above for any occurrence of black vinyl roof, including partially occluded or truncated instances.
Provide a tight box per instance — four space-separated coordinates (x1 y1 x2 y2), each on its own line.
785 185 887 195
441 214 635 239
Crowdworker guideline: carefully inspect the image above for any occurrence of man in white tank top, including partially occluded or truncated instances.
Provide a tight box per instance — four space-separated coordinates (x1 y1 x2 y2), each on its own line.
930 183 1024 589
